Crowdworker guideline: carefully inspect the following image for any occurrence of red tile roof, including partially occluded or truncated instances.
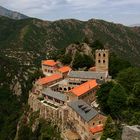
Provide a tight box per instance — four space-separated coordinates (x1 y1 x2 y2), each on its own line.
36 74 62 85
70 80 98 96
58 66 72 73
42 60 58 66
89 124 104 134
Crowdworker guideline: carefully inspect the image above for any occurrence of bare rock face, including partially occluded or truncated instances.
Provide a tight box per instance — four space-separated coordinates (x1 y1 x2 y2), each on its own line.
32 118 40 132
65 43 94 67
122 125 140 140
66 43 93 56
13 81 22 96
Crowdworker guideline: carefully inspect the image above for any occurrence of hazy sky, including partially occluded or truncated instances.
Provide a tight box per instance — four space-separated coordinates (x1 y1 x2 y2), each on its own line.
0 0 140 25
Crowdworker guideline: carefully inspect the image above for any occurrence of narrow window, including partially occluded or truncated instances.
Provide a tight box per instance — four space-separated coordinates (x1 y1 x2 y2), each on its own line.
103 60 105 63
103 53 106 57
99 53 101 57
98 60 101 63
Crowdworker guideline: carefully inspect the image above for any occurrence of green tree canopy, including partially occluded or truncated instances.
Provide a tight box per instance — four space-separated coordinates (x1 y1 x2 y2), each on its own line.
60 54 72 65
83 37 90 44
96 82 115 114
73 52 94 69
109 53 131 78
101 116 121 140
126 82 140 108
90 40 104 50
133 82 140 98
117 67 140 92
107 84 127 118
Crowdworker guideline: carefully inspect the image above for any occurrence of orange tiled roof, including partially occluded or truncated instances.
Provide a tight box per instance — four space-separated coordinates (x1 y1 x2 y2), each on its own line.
37 74 62 85
58 66 72 73
89 124 104 134
70 80 98 96
42 60 58 66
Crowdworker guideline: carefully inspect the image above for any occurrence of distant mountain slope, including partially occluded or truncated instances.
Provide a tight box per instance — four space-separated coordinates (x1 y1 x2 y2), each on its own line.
0 6 28 19
0 17 140 66
130 24 140 27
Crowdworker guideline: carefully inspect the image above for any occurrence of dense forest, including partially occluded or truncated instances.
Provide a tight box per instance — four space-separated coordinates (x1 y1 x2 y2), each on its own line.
0 57 44 140
97 67 140 140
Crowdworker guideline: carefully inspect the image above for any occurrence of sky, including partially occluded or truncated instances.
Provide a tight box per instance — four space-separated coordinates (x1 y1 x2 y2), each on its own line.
0 0 140 25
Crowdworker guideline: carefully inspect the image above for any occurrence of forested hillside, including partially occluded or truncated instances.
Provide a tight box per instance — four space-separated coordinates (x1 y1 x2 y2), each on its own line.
0 17 140 66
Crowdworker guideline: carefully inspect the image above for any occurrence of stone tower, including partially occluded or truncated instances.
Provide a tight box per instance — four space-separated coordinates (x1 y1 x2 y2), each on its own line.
95 49 109 72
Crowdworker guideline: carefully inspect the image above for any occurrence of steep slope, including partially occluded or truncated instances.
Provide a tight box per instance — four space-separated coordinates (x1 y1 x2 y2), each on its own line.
1 17 140 66
62 43 94 69
0 16 140 95
0 6 28 19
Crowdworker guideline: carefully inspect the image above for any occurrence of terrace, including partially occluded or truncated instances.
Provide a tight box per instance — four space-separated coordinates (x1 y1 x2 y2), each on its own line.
40 100 59 110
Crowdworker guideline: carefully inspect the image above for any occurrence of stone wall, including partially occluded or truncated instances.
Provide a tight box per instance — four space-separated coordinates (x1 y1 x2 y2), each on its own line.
28 92 67 130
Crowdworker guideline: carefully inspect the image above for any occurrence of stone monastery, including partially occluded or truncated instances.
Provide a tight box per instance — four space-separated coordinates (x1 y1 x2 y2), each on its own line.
28 49 111 140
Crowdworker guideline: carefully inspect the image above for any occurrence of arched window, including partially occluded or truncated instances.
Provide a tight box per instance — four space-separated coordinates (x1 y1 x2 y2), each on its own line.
93 122 95 125
99 53 101 57
103 60 105 63
103 53 106 57
98 60 101 63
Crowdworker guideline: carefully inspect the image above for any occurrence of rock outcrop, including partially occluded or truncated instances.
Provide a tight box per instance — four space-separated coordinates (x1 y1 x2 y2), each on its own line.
122 125 140 140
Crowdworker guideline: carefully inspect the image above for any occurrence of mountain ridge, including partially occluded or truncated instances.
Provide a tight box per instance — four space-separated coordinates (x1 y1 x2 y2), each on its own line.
130 24 140 27
0 6 28 20
0 16 140 66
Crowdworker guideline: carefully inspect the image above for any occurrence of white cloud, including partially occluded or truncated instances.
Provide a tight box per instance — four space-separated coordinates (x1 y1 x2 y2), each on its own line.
114 0 140 5
1 0 139 14
0 0 140 25
65 0 107 9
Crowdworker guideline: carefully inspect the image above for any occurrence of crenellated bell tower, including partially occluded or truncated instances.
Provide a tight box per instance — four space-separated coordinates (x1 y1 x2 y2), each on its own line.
95 49 109 72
